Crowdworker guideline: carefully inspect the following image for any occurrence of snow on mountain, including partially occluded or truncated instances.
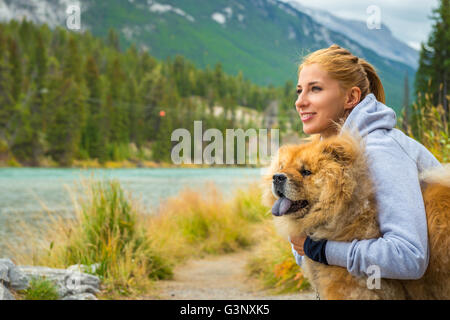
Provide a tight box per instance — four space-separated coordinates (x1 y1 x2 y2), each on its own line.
212 12 226 25
147 1 195 22
0 0 88 30
281 0 419 69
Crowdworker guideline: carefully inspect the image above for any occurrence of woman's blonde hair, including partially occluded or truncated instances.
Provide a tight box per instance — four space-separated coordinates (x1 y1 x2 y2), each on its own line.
298 44 385 104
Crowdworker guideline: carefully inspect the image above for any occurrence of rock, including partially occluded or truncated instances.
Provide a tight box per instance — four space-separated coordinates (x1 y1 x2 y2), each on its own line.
64 272 101 294
0 258 29 291
0 264 9 284
67 263 100 274
8 267 29 291
0 260 101 300
18 265 101 299
0 283 15 300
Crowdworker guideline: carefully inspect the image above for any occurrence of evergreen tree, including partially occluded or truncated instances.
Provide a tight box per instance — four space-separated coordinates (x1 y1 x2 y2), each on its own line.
107 28 120 51
47 76 85 166
83 55 106 160
28 31 48 165
151 109 174 163
415 0 450 120
106 56 129 145
127 76 144 148
0 29 13 141
402 71 410 132
10 102 34 163
214 63 226 100
8 38 22 103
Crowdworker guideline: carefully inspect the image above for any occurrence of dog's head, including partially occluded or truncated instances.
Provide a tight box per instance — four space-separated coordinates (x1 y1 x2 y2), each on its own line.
263 131 367 237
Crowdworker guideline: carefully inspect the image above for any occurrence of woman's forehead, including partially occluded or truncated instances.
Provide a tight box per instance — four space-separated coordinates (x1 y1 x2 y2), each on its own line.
298 64 336 86
298 65 329 82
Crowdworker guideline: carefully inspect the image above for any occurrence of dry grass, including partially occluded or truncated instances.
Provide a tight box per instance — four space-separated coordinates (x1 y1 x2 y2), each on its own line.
401 85 450 163
5 177 311 298
245 219 310 294
147 182 268 264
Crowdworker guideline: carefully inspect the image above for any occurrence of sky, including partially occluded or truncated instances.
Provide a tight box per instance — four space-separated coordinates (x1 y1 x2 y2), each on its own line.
282 0 440 50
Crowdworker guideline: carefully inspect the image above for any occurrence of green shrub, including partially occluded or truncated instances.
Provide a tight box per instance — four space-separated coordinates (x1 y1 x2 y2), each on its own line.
23 277 59 300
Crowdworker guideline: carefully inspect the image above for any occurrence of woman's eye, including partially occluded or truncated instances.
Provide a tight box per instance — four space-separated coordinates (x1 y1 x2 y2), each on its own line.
300 169 312 176
296 87 321 95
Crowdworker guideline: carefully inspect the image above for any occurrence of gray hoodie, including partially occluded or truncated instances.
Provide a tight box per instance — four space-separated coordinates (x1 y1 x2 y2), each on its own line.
291 93 442 279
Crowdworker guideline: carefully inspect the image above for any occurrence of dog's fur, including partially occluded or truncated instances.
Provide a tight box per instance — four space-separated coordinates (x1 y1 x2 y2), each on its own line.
263 131 450 299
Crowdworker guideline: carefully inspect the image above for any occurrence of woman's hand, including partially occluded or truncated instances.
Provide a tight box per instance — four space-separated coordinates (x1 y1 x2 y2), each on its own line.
290 235 307 255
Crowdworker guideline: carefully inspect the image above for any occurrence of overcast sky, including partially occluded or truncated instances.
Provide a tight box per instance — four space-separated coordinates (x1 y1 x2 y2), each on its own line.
283 0 440 50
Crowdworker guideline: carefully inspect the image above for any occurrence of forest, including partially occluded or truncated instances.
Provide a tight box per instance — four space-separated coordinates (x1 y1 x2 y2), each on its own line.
0 20 296 167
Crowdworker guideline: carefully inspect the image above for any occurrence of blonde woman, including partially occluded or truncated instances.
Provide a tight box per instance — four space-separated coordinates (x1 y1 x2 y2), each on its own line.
290 44 442 280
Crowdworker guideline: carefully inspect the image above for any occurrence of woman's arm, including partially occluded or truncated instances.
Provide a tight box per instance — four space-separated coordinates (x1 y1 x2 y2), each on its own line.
325 133 434 280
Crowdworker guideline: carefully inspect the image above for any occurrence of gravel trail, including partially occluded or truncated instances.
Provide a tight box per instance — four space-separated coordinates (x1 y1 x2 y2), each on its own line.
152 250 315 300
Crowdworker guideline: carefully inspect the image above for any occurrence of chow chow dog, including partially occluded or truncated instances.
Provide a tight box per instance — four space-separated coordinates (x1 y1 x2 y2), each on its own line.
263 131 450 299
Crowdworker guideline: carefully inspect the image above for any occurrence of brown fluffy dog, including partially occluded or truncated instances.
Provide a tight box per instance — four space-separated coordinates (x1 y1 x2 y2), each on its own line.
263 131 450 299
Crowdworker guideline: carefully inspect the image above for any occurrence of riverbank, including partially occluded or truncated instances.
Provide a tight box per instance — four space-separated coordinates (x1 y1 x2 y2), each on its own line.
2 178 310 299
0 159 264 169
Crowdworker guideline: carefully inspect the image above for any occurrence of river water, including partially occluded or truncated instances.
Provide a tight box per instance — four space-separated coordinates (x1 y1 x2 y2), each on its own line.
0 167 263 254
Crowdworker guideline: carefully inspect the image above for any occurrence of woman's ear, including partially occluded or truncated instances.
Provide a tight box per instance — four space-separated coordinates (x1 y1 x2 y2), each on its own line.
344 87 361 110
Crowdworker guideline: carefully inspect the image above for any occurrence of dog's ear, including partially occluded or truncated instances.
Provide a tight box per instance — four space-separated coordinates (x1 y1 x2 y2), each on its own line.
275 144 297 162
320 137 356 165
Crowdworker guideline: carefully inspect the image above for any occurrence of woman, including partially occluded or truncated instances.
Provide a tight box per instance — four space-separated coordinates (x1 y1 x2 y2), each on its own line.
290 44 442 280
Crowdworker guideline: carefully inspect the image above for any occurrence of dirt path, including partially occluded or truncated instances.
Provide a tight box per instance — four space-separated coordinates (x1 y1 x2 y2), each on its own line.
151 250 315 300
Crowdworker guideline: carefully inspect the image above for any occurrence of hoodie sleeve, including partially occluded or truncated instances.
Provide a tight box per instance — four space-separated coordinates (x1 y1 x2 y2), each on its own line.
324 132 432 280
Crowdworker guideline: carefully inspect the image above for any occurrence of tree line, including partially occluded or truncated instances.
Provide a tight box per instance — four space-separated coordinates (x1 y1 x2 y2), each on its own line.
0 20 297 166
413 0 450 131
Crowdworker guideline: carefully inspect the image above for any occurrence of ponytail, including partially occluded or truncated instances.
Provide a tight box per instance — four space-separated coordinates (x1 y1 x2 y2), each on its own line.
358 58 385 104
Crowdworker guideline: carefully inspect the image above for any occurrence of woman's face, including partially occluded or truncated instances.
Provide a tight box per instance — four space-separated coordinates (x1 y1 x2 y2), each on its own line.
295 63 355 138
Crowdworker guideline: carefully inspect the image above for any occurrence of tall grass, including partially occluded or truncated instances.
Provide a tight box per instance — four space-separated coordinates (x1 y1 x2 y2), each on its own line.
147 182 269 263
12 179 173 298
245 220 310 293
403 86 450 162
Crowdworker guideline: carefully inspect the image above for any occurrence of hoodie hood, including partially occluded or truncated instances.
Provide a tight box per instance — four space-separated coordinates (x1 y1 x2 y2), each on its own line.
341 93 397 137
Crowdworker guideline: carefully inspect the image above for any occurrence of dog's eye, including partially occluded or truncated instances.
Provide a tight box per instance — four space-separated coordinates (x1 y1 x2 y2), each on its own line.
300 169 312 176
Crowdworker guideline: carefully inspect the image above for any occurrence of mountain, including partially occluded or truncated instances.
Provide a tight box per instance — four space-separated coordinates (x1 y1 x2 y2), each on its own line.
0 0 70 28
0 0 417 112
282 0 419 69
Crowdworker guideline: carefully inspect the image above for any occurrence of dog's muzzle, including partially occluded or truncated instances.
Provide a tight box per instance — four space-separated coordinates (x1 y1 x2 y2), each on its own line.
271 173 308 216
273 174 287 196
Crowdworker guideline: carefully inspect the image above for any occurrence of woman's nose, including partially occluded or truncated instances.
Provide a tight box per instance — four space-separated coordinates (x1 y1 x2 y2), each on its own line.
295 92 308 111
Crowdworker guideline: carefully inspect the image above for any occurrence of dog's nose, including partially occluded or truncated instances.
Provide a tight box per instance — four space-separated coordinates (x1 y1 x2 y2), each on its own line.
273 174 287 184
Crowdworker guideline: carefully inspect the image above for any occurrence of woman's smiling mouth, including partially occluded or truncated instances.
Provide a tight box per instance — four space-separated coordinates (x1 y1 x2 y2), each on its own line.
301 113 316 122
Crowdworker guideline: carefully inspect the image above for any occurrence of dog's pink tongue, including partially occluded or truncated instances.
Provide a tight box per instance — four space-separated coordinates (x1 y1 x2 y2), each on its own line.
272 197 292 216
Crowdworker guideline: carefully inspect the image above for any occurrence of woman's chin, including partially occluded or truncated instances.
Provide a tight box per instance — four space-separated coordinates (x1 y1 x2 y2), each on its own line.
302 125 318 135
